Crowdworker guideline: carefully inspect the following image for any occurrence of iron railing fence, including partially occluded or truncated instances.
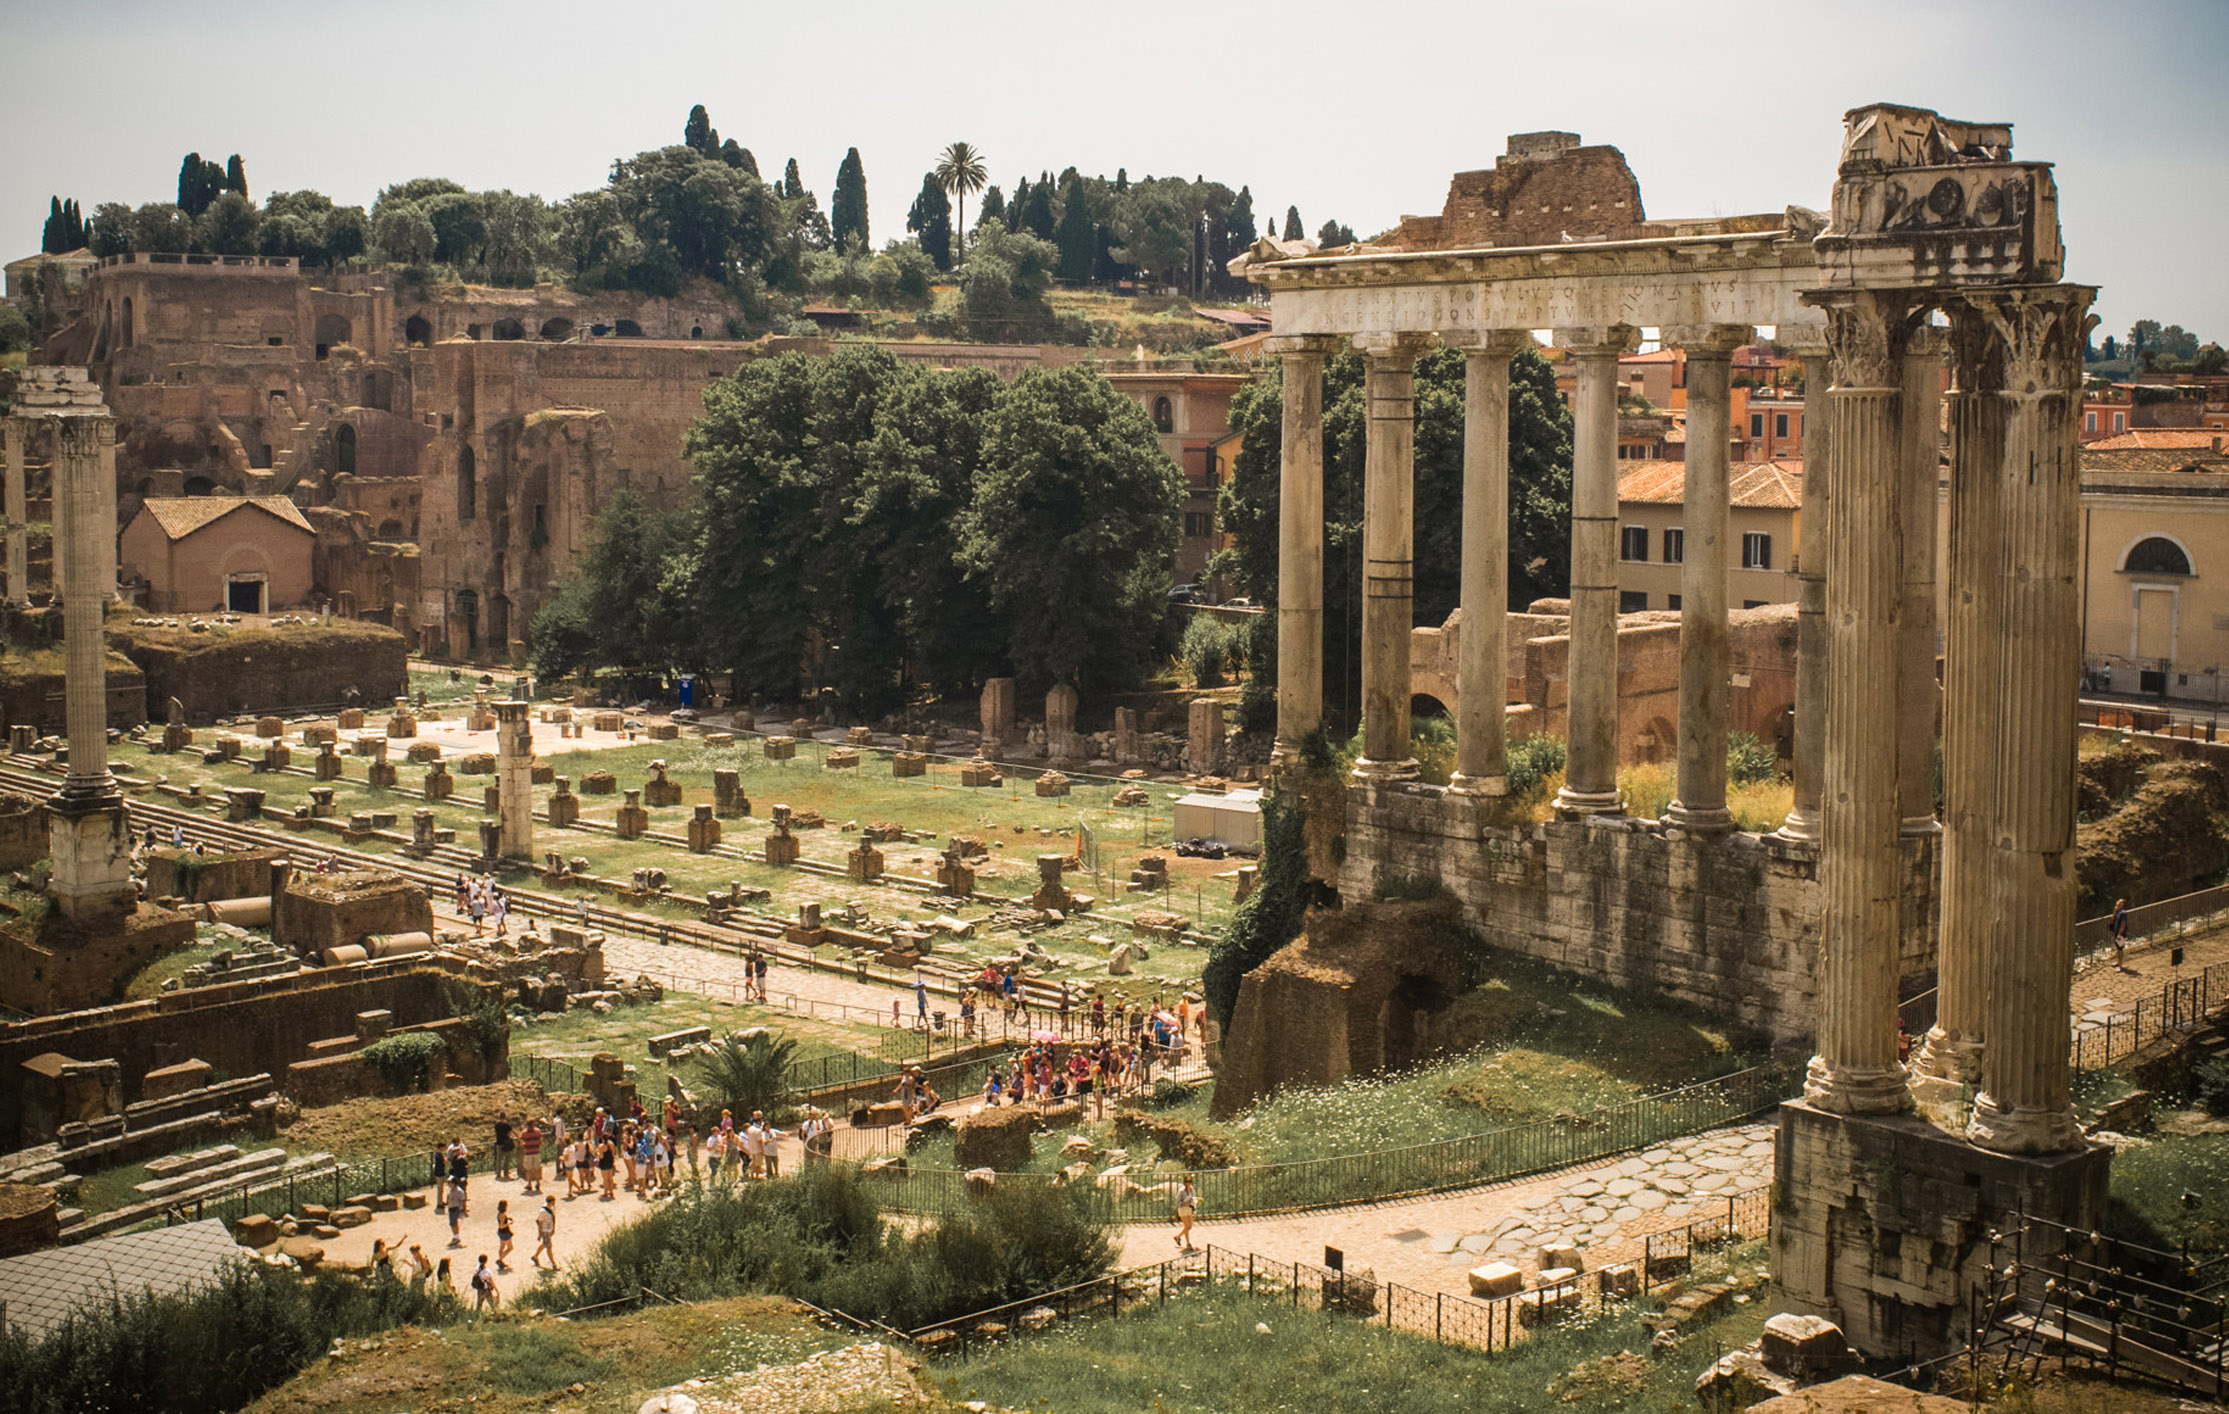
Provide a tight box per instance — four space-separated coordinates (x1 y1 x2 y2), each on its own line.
2070 960 2229 1071
867 1062 1796 1222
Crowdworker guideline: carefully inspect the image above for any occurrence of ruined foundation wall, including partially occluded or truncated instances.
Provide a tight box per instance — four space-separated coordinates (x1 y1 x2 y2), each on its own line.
1339 785 1939 1045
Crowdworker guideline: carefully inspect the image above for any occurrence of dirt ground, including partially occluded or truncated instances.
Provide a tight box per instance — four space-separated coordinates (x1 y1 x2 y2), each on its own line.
280 1078 557 1161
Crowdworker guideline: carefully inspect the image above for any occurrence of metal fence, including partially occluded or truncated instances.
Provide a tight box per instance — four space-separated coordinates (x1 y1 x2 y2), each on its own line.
869 1062 1796 1222
181 1152 437 1233
902 1187 1772 1362
2070 959 2229 1071
2074 883 2229 955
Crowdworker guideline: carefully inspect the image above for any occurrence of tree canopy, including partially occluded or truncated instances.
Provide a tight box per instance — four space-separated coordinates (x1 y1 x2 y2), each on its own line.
1216 343 1574 732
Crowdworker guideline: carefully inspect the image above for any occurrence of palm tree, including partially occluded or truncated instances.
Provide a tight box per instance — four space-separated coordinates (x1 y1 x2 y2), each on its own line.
933 142 988 259
698 1031 799 1122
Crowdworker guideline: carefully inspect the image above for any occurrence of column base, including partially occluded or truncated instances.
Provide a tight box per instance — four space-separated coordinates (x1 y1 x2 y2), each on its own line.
1966 1092 2084 1155
1665 801 1734 835
1773 807 1821 843
1803 1054 1914 1115
46 800 134 921
1444 772 1508 798
1907 1027 1982 1123
1552 785 1623 818
1351 756 1419 784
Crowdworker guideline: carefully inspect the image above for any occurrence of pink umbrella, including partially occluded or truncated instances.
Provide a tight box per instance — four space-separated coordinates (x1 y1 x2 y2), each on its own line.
1031 1029 1060 1043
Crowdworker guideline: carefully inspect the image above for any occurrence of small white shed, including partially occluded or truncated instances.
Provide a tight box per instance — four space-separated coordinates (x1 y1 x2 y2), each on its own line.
1171 787 1263 849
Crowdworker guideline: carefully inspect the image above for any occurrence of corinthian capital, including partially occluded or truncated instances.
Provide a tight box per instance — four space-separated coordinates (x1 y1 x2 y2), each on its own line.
1807 290 1913 390
1957 286 2097 398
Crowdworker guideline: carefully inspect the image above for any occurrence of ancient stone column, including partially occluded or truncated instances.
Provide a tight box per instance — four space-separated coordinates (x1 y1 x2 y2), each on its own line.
1778 347 1833 843
1446 333 1529 796
1802 292 1912 1116
494 700 534 860
1267 336 1340 767
37 373 131 919
3 417 27 607
1351 333 1431 782
1898 328 1945 835
1555 327 1637 816
1911 311 2008 1115
95 419 119 602
1966 286 2094 1156
1665 326 1752 833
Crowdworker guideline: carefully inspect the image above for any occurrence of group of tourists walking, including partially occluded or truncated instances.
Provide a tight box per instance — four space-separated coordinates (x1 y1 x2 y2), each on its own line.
454 874 510 935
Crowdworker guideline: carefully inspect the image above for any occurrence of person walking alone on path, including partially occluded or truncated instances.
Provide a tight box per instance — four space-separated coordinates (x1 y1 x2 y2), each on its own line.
531 1196 557 1269
492 1112 514 1181
915 974 929 1026
494 1199 515 1272
471 1254 499 1313
445 1176 467 1247
1174 1175 1199 1252
517 1119 542 1195
2111 897 2133 970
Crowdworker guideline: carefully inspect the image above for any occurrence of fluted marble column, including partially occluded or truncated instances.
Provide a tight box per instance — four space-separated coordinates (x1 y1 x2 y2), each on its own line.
1911 312 2005 1115
96 420 119 602
3 419 27 607
495 700 535 859
1967 286 2095 1155
1352 333 1431 782
1447 332 1529 796
1804 291 1913 1116
1898 329 1945 834
1555 326 1638 816
1666 326 1751 833
1268 336 1340 768
1778 349 1832 843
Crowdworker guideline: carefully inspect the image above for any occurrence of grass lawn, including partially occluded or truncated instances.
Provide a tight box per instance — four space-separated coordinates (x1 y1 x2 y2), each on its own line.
2106 1127 2229 1256
239 1295 846 1414
942 1240 1776 1414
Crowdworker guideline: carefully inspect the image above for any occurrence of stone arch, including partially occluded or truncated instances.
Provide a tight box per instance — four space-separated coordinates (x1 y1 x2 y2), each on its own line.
457 444 477 522
1409 693 1452 722
454 589 479 655
335 423 357 475
614 319 644 338
313 313 351 359
121 296 134 348
1637 713 1676 765
538 317 573 342
377 518 404 539
491 317 525 341
183 475 218 497
2122 534 2193 577
404 314 432 347
690 324 703 338
488 594 511 653
1153 396 1174 433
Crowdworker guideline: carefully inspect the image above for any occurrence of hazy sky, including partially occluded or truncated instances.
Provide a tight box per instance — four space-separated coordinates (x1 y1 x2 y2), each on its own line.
6 0 2224 342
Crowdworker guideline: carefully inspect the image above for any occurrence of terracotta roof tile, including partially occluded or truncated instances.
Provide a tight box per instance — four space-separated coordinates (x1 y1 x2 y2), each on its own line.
137 496 314 541
1617 459 1802 510
2084 429 2223 451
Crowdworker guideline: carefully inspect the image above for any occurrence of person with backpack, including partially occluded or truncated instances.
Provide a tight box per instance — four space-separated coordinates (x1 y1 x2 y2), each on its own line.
470 1254 499 1312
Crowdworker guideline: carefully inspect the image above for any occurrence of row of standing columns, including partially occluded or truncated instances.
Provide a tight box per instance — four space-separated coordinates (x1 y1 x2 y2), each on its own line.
0 412 119 607
1268 287 2091 1156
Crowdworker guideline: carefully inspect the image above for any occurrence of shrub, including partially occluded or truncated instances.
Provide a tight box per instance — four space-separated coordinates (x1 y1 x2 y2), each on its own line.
1203 789 1312 1032
1148 1077 1197 1110
698 1031 799 1123
359 1031 445 1093
443 980 510 1062
1726 730 1779 787
1179 614 1231 688
1235 677 1275 734
1503 733 1565 799
2196 1057 2229 1117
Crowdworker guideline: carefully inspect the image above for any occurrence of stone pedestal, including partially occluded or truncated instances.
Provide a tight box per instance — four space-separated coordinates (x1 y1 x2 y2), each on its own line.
892 752 926 778
980 678 1015 752
846 840 884 882
482 784 503 814
263 742 292 773
423 764 453 803
1187 699 1224 776
307 787 335 819
1030 853 1075 912
713 769 749 817
476 819 502 864
763 736 796 761
937 849 976 896
405 809 437 858
494 701 534 860
580 770 614 795
845 726 873 746
47 807 131 921
367 757 397 790
162 723 193 753
686 805 721 853
764 803 798 865
1113 707 1145 766
548 778 578 828
825 747 860 770
643 759 683 807
337 707 366 731
1046 683 1082 762
226 788 266 822
959 759 1001 787
255 716 285 738
614 790 650 840
387 699 417 738
313 744 343 781
1771 1100 2107 1360
1034 771 1070 798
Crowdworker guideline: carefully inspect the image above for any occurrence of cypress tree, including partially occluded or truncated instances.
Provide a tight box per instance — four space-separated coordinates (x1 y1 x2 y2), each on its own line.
1283 206 1303 240
719 139 749 173
976 185 1004 228
65 199 84 249
1016 172 1056 241
831 147 869 252
782 159 805 201
225 154 248 200
684 104 715 155
41 197 63 253
1054 174 1094 283
906 172 952 271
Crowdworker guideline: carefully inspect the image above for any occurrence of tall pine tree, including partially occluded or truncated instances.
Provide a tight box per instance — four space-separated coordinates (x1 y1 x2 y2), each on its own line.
224 154 248 200
831 147 869 252
1015 172 1056 240
1053 173 1094 283
1283 206 1303 240
40 197 64 253
906 172 953 271
782 159 805 201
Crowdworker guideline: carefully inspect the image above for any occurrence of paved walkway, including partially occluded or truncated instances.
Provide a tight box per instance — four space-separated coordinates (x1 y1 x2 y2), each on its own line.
1117 1122 1776 1297
2070 920 2229 1025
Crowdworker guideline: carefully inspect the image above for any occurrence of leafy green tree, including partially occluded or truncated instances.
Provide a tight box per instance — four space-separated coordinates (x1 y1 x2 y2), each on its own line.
720 139 753 174
2197 343 2228 376
1053 172 1094 282
476 190 550 285
224 154 248 200
89 202 134 257
975 184 1004 228
0 306 31 355
554 189 637 285
1283 205 1303 240
959 365 1183 696
1217 343 1572 732
883 239 938 304
684 103 716 155
322 205 368 264
608 146 775 282
193 191 260 255
376 176 464 208
1110 178 1194 289
369 201 436 264
831 147 869 252
527 487 700 681
958 218 1057 339
129 202 191 254
422 191 487 266
1317 218 1356 247
933 142 987 257
905 172 952 271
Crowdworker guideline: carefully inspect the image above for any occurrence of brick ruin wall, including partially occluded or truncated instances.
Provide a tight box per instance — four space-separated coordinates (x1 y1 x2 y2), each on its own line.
0 960 476 1146
1339 787 1940 1045
119 620 406 719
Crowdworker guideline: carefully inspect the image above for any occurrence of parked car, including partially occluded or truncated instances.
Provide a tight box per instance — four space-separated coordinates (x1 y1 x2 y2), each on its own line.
1220 597 1258 611
1168 583 1209 604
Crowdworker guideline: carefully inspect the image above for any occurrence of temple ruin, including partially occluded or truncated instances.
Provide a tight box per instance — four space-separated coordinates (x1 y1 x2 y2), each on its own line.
1237 104 2101 1357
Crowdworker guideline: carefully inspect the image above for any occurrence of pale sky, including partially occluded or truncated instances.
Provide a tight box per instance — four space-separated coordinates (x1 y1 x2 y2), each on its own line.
5 0 2224 344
